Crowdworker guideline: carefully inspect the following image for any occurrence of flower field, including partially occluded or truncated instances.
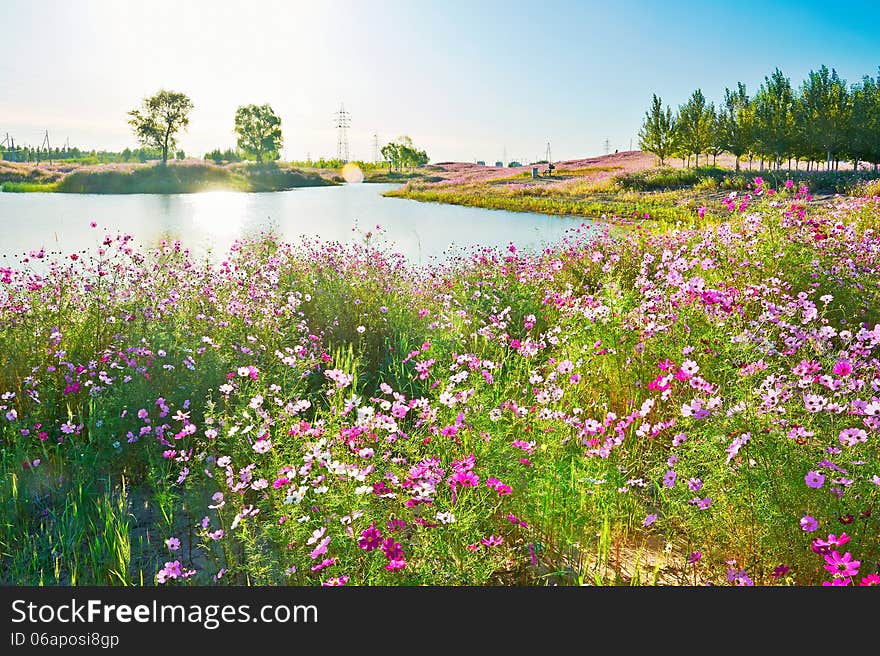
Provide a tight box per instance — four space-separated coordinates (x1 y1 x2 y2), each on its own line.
2 179 880 586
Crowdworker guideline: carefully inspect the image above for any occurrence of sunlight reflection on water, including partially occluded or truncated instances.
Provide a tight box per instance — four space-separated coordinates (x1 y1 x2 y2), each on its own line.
0 184 592 267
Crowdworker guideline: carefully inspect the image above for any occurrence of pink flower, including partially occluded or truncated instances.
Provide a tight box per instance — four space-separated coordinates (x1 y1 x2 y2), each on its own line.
165 537 181 551
800 515 818 532
310 536 331 559
832 360 852 377
381 538 404 561
823 550 860 578
322 575 349 586
358 524 382 551
310 558 335 572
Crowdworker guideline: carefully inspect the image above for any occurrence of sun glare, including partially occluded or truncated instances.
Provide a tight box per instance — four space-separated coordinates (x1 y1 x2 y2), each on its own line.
341 163 365 183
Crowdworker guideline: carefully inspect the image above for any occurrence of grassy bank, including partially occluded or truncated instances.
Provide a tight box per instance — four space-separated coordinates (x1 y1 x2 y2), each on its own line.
2 181 879 586
387 155 880 225
0 160 339 194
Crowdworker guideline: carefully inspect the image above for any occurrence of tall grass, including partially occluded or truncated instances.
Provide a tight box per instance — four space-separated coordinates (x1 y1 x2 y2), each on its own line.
1 184 879 586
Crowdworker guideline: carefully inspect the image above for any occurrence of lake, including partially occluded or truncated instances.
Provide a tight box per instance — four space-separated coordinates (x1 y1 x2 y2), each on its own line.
0 183 591 266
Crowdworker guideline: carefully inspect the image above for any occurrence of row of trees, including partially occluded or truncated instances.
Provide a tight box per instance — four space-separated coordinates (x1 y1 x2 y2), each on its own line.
0 145 178 164
639 66 880 171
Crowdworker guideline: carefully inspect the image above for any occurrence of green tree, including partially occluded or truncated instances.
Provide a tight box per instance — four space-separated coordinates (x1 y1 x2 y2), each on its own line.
798 66 851 170
234 104 284 163
638 94 676 166
381 136 428 171
380 142 400 172
850 72 880 169
707 103 725 166
677 89 714 167
753 69 795 169
127 89 194 165
720 83 753 171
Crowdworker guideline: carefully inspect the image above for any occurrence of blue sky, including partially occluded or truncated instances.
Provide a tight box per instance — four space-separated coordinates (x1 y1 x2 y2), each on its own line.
1 0 878 162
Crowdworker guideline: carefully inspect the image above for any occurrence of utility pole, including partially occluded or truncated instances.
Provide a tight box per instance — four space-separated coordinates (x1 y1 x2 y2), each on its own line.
372 131 379 163
603 137 610 155
334 103 351 163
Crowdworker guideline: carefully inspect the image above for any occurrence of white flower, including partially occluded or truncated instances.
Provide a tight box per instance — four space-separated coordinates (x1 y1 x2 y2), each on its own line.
435 511 456 524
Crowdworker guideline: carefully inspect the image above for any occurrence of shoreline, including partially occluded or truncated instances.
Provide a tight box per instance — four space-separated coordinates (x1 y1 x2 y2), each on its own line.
0 160 340 194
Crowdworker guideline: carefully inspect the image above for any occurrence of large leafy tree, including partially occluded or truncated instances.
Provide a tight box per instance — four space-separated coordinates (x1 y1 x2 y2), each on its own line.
798 66 850 170
234 104 284 163
719 83 753 171
127 90 194 165
753 69 795 169
381 136 428 171
638 94 676 166
677 89 714 167
850 72 880 169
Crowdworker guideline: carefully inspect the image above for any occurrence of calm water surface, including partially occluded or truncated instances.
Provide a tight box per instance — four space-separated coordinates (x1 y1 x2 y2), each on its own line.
0 183 591 265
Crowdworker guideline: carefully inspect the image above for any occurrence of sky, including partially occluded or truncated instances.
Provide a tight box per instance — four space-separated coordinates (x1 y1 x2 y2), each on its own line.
1 0 879 163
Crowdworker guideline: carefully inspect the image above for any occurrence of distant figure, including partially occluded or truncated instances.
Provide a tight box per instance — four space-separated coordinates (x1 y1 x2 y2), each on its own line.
614 149 618 154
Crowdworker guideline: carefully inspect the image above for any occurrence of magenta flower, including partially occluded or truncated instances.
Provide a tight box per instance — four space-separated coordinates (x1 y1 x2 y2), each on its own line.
165 536 181 551
480 535 503 547
800 515 818 532
358 524 382 551
860 574 880 586
804 471 825 489
832 360 852 377
381 538 404 561
823 551 860 578
772 564 790 579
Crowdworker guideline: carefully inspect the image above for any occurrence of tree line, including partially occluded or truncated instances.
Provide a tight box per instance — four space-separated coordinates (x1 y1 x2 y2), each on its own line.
0 145 175 164
639 66 880 172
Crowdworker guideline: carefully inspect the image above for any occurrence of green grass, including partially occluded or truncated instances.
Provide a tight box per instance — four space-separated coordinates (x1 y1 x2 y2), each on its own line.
55 162 337 194
387 185 704 225
1 181 59 192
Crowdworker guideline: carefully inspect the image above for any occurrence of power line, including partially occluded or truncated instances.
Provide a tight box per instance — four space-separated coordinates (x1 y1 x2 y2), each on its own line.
334 103 351 163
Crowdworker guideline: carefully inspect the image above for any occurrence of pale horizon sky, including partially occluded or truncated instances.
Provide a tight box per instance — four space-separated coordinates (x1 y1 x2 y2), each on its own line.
1 0 879 163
